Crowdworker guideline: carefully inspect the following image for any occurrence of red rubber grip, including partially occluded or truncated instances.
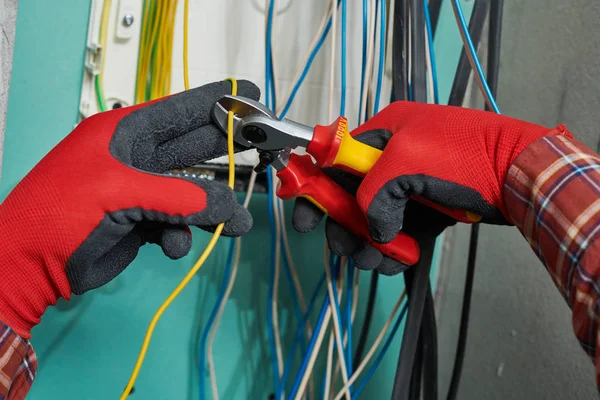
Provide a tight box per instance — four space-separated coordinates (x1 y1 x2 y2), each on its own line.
276 154 420 266
412 196 481 223
306 117 347 169
307 117 480 224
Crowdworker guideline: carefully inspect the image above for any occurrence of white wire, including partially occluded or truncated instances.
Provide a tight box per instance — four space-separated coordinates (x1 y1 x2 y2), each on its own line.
323 246 351 400
323 332 336 399
424 20 435 104
323 255 346 399
271 171 285 386
323 0 340 394
277 197 315 400
330 265 360 396
359 0 378 124
278 197 311 335
293 308 333 400
276 1 336 116
207 171 257 399
327 0 338 121
332 290 407 400
329 262 359 395
265 2 286 388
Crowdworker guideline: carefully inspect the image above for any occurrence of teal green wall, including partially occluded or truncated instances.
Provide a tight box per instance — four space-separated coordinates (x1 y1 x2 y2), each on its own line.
1 1 471 398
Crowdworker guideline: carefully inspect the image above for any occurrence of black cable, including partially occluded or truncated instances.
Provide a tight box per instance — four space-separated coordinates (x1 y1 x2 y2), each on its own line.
447 0 490 107
486 0 503 99
390 238 434 400
409 335 423 399
410 0 427 103
446 2 503 399
392 0 409 102
446 225 479 400
353 271 379 370
427 0 443 38
421 285 438 400
390 1 437 398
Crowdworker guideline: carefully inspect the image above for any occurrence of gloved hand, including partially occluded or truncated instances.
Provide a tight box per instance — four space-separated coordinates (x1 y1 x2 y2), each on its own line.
293 101 571 274
0 80 260 338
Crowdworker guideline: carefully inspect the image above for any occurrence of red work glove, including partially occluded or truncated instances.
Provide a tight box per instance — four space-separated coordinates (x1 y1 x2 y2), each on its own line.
0 80 260 339
294 101 571 274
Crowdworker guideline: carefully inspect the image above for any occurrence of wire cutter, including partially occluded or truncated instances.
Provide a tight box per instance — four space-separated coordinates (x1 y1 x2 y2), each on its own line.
211 96 479 265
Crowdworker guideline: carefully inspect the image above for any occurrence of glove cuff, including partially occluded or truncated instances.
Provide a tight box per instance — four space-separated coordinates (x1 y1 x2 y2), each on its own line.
0 170 73 339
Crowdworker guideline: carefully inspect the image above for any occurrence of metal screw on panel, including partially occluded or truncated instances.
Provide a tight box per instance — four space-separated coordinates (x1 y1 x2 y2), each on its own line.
122 14 135 27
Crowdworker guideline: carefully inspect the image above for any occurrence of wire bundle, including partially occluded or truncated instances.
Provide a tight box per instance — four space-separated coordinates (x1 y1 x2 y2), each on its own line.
265 1 426 399
94 0 112 112
135 0 179 103
389 1 504 400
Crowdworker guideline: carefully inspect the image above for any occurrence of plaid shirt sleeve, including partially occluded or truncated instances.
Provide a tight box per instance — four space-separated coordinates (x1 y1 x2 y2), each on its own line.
504 134 600 387
0 321 36 400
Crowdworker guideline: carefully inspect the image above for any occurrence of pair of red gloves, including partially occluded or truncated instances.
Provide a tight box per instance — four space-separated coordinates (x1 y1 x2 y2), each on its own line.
0 80 559 339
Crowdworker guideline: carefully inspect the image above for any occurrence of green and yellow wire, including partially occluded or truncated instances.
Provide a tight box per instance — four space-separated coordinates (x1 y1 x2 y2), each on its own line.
135 0 179 104
95 0 112 112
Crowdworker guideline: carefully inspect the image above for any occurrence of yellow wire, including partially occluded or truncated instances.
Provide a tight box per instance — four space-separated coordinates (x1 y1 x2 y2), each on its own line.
135 0 178 102
135 0 151 103
183 0 190 91
119 78 237 399
96 0 112 111
120 4 238 397
151 0 167 99
142 0 162 100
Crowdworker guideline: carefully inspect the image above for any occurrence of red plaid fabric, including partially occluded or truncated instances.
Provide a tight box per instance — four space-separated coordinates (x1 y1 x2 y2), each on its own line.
505 135 600 387
0 321 36 400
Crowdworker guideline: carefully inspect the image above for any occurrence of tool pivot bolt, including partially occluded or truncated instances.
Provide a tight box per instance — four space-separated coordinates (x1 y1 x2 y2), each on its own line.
242 126 267 144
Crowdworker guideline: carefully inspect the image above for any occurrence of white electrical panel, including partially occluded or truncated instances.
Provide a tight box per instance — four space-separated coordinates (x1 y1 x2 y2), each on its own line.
78 0 377 167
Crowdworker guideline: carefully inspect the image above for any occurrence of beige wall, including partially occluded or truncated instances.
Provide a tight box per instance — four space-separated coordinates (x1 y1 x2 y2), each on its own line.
0 0 17 179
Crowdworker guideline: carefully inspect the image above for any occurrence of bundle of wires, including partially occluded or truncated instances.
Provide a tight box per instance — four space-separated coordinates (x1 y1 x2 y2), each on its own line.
94 0 112 112
135 0 179 103
268 1 426 399
389 0 503 399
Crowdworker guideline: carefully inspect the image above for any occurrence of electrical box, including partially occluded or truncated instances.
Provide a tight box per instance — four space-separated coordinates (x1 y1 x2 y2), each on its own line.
78 0 259 168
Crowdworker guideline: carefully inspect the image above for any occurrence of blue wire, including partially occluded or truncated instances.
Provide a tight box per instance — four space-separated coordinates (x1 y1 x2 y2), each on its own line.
278 0 341 119
328 255 348 381
351 301 409 399
357 0 368 123
373 0 386 113
281 273 326 391
281 236 307 354
198 238 236 400
288 291 333 400
345 260 354 386
319 254 348 399
424 0 439 104
265 0 276 109
266 169 282 399
340 0 348 116
451 0 500 113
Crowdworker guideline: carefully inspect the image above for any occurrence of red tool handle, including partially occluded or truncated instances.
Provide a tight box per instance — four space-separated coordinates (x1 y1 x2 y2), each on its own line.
276 154 420 266
306 117 481 224
411 196 482 223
